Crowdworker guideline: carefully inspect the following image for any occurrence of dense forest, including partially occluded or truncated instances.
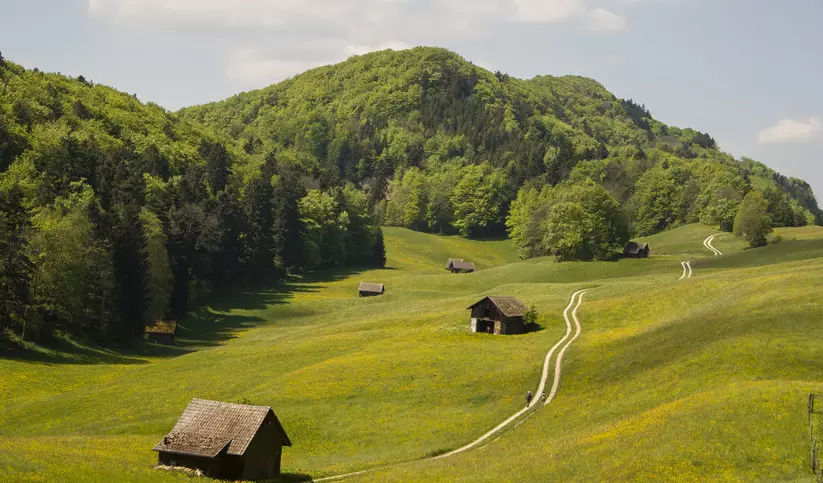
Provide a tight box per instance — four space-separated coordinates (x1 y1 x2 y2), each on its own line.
181 47 820 259
1 46 819 345
0 54 384 346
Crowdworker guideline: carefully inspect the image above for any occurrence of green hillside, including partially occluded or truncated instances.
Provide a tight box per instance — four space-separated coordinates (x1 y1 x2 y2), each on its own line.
2 225 822 482
179 47 820 242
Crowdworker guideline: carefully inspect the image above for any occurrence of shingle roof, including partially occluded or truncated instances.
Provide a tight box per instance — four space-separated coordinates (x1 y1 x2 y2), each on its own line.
446 258 464 268
467 296 528 317
358 282 384 293
451 260 476 271
153 398 291 458
145 320 177 335
623 241 649 254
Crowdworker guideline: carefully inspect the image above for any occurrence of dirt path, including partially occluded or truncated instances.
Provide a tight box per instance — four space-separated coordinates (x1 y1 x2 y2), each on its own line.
704 234 722 256
545 290 586 405
679 261 693 280
313 289 589 482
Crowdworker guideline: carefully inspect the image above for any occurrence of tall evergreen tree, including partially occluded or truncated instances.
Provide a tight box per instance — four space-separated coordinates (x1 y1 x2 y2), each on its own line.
271 166 306 271
372 227 386 268
0 185 33 336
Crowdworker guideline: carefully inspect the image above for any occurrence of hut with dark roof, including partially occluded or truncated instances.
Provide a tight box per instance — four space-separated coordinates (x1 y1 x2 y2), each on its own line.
446 258 476 273
154 398 291 480
145 320 177 345
467 296 528 335
623 241 650 259
358 282 384 297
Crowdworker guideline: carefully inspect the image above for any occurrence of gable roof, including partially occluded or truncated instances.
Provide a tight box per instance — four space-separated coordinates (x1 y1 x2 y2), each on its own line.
153 398 291 458
623 241 649 254
358 282 384 293
467 296 528 317
446 258 464 268
451 260 476 271
145 320 177 335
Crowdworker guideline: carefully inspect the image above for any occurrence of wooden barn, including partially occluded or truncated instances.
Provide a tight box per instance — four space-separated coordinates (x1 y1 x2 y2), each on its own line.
446 258 475 273
623 241 650 259
145 320 177 345
153 398 292 481
358 282 384 297
467 296 528 335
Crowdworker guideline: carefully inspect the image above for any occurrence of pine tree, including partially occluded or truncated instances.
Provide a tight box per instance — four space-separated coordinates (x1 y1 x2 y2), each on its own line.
272 167 305 271
373 227 386 268
0 185 33 336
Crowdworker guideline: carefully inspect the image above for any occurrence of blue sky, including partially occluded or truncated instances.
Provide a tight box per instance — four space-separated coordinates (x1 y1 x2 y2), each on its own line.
2 0 822 199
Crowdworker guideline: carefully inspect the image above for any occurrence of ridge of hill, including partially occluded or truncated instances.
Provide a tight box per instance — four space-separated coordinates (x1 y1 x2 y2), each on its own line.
179 47 821 239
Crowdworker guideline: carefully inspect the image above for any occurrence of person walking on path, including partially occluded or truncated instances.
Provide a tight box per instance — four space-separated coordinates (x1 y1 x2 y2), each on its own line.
526 391 533 407
540 392 547 404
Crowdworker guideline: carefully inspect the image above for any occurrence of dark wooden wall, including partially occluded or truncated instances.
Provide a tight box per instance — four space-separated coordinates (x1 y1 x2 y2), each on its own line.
242 414 286 480
470 301 503 321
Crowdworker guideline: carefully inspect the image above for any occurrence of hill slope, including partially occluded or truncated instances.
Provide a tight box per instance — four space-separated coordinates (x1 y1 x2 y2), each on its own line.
0 57 384 346
180 47 820 238
1 225 822 481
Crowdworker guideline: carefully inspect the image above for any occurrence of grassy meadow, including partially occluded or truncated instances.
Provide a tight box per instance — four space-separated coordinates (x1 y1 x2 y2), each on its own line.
1 225 822 482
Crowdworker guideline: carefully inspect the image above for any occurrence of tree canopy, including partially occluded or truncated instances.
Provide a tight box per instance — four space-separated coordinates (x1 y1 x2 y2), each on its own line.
1 47 819 346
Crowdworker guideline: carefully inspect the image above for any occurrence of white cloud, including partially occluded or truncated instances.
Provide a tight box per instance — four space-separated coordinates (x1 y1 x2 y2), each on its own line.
587 8 627 30
89 0 632 29
88 0 353 27
512 0 586 23
225 48 331 90
474 59 497 72
89 0 638 88
757 117 823 144
344 41 413 57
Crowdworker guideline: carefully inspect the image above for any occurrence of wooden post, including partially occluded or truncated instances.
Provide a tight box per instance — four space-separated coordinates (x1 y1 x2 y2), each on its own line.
813 436 819 474
811 394 817 424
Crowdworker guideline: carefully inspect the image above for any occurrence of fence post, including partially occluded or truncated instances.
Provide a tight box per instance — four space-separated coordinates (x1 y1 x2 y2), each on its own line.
813 436 819 474
812 394 817 425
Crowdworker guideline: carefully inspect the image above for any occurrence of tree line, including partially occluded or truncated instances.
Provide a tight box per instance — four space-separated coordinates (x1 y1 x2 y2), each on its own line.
0 58 384 346
2 46 820 346
183 47 820 261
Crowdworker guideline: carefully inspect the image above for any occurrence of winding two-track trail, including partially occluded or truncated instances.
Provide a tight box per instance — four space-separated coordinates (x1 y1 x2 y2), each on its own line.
313 290 589 482
679 261 693 280
704 234 722 256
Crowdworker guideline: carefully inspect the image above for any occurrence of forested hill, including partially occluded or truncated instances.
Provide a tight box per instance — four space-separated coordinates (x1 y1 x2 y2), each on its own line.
0 47 819 346
180 47 820 254
0 56 384 346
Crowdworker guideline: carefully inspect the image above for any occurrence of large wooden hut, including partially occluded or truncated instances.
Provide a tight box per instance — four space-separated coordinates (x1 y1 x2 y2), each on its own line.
623 241 650 259
358 282 385 297
446 258 476 273
467 296 528 335
154 398 291 481
145 320 177 345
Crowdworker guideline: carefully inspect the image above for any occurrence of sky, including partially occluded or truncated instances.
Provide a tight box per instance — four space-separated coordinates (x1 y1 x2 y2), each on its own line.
2 0 822 199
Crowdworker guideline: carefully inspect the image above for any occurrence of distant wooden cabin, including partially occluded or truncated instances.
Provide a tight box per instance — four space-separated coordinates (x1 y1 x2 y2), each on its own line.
358 282 385 297
623 242 650 259
446 258 475 273
145 320 177 345
467 296 528 335
153 398 292 481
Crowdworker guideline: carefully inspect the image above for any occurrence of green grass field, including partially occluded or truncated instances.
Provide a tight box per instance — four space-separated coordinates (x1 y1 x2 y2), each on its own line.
1 225 822 482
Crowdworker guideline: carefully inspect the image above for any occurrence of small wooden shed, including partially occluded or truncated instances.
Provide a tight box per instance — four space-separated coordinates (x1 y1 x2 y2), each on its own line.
154 398 292 481
358 282 384 297
446 258 475 273
623 242 650 259
145 320 177 345
467 296 528 335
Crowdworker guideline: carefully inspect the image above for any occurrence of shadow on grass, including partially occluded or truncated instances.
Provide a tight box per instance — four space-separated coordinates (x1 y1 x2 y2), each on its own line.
272 473 314 483
1 266 375 366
